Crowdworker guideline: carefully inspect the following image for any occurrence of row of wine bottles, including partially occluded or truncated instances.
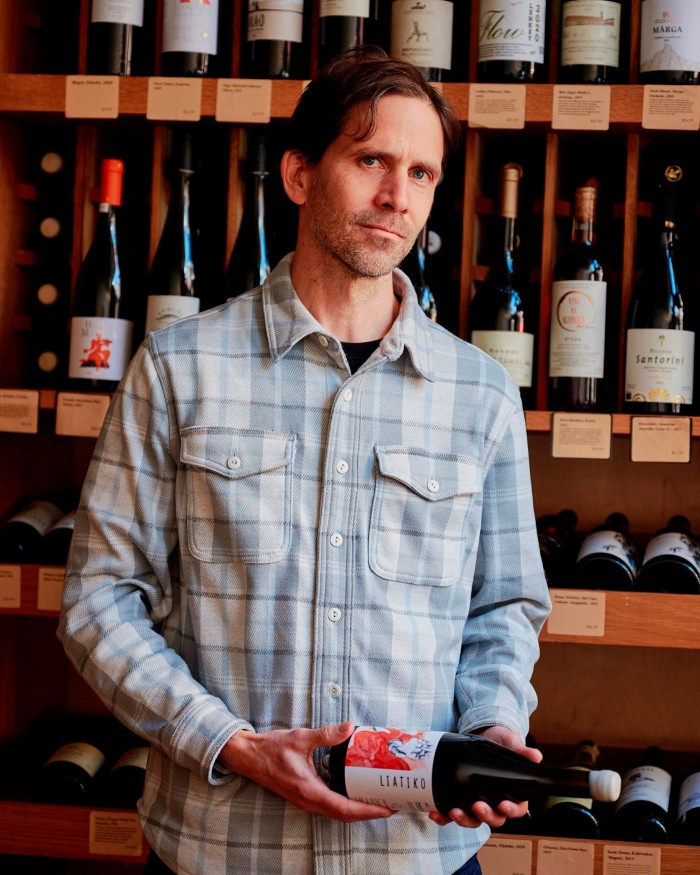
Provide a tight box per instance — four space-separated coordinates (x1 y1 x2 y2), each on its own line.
38 1 700 86
0 493 78 566
538 509 700 593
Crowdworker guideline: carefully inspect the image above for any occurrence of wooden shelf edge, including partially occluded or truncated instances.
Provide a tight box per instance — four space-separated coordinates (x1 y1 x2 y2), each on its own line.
525 411 700 437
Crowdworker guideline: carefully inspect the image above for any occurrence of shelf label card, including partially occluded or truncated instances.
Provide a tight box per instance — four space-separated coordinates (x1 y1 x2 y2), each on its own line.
480 838 533 875
0 389 39 434
630 416 691 463
552 412 612 459
0 565 21 609
216 78 272 123
37 567 65 612
552 85 610 130
642 85 700 130
147 77 202 121
89 811 143 857
468 84 526 129
537 841 594 875
56 392 111 438
65 76 119 119
603 845 660 875
546 590 606 637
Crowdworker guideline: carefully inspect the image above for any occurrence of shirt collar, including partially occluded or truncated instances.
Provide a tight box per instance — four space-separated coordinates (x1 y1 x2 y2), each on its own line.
262 253 436 382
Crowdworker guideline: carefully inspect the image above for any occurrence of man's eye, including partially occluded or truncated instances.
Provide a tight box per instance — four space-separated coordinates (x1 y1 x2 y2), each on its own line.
362 156 378 166
413 168 427 180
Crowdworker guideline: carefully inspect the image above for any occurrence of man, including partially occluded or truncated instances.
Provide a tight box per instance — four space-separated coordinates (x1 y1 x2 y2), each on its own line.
59 46 550 875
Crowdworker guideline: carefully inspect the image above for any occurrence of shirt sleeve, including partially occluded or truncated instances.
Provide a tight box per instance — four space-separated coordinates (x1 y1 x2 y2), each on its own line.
455 398 551 740
57 342 252 784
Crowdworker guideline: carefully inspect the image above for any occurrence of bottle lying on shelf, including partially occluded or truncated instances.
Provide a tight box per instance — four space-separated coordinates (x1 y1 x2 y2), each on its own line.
635 515 700 595
675 758 700 846
537 508 579 587
611 746 673 843
570 512 640 591
536 739 603 839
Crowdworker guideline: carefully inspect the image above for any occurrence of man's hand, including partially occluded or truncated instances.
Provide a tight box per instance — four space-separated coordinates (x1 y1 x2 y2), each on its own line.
218 720 396 823
428 726 542 830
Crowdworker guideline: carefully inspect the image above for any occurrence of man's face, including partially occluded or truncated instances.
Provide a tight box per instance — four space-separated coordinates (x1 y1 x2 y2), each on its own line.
299 95 445 278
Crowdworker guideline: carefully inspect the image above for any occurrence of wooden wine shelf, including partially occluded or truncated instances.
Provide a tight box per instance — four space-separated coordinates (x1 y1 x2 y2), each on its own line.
525 410 700 437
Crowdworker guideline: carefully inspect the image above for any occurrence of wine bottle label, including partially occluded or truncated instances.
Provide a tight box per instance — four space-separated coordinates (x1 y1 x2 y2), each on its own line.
642 531 700 571
640 0 700 75
616 765 672 811
577 530 637 573
560 1 621 68
8 500 63 535
45 510 78 535
320 0 370 16
247 0 304 44
624 328 694 405
111 746 149 772
163 0 219 55
678 772 700 820
145 295 201 334
478 0 546 65
549 279 607 379
46 742 106 777
91 0 145 27
471 330 534 388
391 1 454 71
343 726 444 812
68 316 134 382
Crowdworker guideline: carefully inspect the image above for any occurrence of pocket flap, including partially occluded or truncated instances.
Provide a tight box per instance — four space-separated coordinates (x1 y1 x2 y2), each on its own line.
375 446 482 501
180 427 295 480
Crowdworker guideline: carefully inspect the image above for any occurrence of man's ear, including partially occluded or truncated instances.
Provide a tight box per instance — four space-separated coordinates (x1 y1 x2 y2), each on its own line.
281 149 310 206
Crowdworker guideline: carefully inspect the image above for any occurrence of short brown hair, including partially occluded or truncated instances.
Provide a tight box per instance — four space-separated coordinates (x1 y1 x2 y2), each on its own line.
286 46 462 169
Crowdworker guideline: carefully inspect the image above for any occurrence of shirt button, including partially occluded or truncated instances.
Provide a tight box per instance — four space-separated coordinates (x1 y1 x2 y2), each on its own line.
427 479 440 493
336 460 349 474
318 335 329 347
329 682 342 698
227 456 241 470
328 607 342 622
343 389 353 402
330 533 344 547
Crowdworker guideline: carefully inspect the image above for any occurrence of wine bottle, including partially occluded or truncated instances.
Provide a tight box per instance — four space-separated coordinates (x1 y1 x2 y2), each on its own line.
612 746 673 843
329 726 621 815
675 759 700 845
399 224 437 321
318 0 372 68
99 744 149 809
558 0 622 84
39 509 77 567
470 163 535 404
389 0 454 82
639 0 700 85
161 0 220 76
32 738 108 806
548 185 607 411
571 512 640 591
537 508 579 586
477 0 548 83
68 158 134 393
0 496 65 564
145 131 201 333
243 0 306 79
635 515 700 594
88 0 145 76
536 740 603 839
224 130 272 301
624 163 694 415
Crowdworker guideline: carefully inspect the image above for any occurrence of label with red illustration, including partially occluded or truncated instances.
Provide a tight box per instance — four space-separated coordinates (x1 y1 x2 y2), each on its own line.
344 726 445 812
68 316 134 381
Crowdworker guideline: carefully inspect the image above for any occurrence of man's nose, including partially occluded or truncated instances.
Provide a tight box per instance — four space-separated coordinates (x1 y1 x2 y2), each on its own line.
375 170 409 212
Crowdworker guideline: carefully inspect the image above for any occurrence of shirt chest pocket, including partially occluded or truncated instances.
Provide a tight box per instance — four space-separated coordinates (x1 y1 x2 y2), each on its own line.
369 446 483 586
180 427 296 564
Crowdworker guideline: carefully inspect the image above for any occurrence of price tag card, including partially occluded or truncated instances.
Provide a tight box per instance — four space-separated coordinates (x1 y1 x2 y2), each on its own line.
147 77 202 121
216 78 272 123
0 565 21 609
552 85 610 130
546 590 606 637
642 85 700 130
0 389 39 434
552 412 612 459
537 841 594 875
468 85 526 129
603 845 660 875
55 392 111 438
480 838 533 875
89 811 143 857
37 567 65 612
65 76 119 119
630 416 691 463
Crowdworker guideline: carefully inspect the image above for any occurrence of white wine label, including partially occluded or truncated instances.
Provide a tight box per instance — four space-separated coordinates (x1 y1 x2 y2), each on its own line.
145 295 200 334
640 0 700 74
163 0 219 54
247 0 304 44
616 765 672 811
471 330 534 387
678 771 700 820
68 316 134 381
625 328 694 405
642 531 700 570
320 0 370 16
576 530 636 570
344 726 444 812
391 0 454 71
47 742 106 777
46 510 78 535
549 279 607 378
112 746 149 771
91 0 144 27
560 1 621 68
478 0 546 65
8 500 63 536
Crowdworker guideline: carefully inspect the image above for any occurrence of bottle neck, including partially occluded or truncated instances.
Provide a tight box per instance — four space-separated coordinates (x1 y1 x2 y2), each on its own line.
180 170 195 294
571 217 595 245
